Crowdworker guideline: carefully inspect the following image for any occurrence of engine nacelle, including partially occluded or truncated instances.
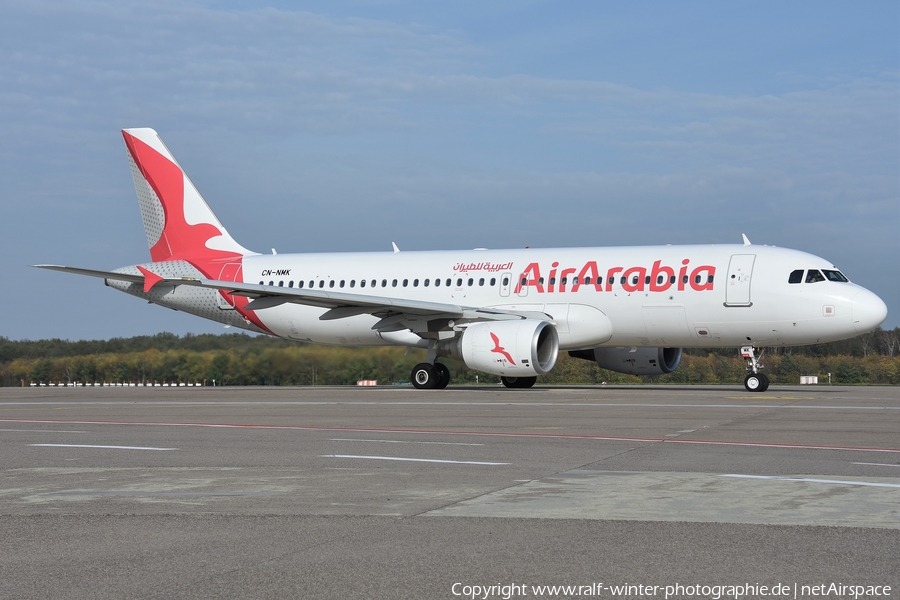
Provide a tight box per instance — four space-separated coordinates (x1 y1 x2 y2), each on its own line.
573 346 682 376
435 320 559 377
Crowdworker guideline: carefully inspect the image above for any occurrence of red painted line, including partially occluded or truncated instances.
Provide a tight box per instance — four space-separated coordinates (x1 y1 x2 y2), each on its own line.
2 418 899 454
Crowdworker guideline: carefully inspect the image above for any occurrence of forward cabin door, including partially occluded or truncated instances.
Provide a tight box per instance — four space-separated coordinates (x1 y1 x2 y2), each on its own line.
725 254 755 306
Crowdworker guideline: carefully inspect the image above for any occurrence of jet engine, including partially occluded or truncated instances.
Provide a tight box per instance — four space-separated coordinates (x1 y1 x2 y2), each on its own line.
435 320 559 377
570 346 682 376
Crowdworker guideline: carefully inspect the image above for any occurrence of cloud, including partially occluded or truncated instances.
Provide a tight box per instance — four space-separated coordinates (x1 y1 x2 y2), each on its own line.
0 1 896 338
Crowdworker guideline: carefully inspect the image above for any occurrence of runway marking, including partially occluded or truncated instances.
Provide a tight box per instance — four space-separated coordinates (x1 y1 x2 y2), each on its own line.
29 444 178 451
4 419 900 454
330 438 484 446
0 429 86 433
722 474 900 488
1 401 897 410
322 454 507 465
854 462 900 468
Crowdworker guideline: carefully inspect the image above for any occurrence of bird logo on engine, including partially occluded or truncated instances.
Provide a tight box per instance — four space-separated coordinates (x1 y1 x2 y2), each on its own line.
489 332 516 365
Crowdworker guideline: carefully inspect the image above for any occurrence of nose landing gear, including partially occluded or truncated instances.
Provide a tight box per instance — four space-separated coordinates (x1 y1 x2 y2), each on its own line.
740 345 769 392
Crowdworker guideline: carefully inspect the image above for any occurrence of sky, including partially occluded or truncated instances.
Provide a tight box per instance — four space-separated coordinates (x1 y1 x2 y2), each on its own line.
1 0 897 340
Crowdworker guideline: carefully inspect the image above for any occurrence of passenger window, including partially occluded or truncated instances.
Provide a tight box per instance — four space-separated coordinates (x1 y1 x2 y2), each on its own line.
632 275 639 285
788 269 804 284
258 280 263 285
360 280 366 288
657 275 664 285
298 280 304 288
269 281 274 286
669 275 676 284
539 277 545 285
489 278 495 286
392 279 398 287
479 278 484 286
620 276 626 284
644 276 650 285
288 281 294 288
278 281 283 287
806 270 826 283
682 275 688 284
608 276 615 285
456 278 463 287
549 277 556 285
350 280 355 288
434 278 440 287
424 279 430 287
707 275 714 284
308 281 314 288
694 275 701 284
446 278 452 287
467 278 473 286
502 277 508 286
340 280 345 288
823 269 849 282
329 280 335 288
412 279 418 287
382 279 388 287
319 280 325 288
521 277 528 286
574 276 581 285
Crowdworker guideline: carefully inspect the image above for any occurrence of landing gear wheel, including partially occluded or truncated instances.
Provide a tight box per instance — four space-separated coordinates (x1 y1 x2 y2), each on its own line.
434 363 450 389
501 376 537 389
518 376 537 388
411 363 438 389
744 373 768 392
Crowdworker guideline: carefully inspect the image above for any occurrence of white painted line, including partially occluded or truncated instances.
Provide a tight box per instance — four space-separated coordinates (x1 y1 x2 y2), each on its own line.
329 438 484 446
322 454 507 465
0 429 86 433
722 474 900 489
854 462 900 468
29 444 178 451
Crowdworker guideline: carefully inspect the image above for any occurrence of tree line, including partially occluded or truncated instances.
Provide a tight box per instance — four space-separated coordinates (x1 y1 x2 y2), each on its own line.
1 328 897 387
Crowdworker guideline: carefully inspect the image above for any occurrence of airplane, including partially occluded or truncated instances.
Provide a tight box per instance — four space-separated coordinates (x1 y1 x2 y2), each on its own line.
36 128 888 392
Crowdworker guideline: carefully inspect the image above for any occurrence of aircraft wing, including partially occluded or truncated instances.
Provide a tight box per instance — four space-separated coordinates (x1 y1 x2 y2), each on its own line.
33 265 535 331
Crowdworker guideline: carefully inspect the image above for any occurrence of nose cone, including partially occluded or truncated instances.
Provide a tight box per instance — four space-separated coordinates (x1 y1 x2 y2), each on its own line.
852 288 888 334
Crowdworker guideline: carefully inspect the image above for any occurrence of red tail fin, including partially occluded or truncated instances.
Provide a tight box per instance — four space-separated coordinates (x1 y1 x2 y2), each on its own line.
122 128 253 265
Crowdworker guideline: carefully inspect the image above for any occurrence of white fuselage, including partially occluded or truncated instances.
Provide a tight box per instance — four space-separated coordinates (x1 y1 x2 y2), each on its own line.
113 243 885 350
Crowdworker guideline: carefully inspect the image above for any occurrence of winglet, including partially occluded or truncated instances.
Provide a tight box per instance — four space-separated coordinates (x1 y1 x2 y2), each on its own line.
136 265 164 293
392 242 400 253
742 233 751 246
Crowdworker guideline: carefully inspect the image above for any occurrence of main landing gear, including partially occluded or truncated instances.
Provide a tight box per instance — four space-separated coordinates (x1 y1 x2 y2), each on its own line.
410 362 450 389
740 345 769 392
500 376 537 389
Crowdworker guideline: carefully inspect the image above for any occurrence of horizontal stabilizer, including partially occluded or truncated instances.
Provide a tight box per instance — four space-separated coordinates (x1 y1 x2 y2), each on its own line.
33 264 145 284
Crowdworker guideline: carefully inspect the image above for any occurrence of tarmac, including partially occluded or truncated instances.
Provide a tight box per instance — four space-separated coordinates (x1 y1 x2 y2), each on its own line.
1 384 898 599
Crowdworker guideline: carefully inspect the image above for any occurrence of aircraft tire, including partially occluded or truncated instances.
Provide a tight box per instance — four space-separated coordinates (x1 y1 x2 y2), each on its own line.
518 376 537 388
411 363 438 389
501 376 537 388
434 363 450 389
744 373 767 392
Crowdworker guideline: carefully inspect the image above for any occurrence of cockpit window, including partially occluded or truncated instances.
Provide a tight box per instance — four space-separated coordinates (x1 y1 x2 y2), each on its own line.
788 269 804 284
822 269 849 283
805 269 826 283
